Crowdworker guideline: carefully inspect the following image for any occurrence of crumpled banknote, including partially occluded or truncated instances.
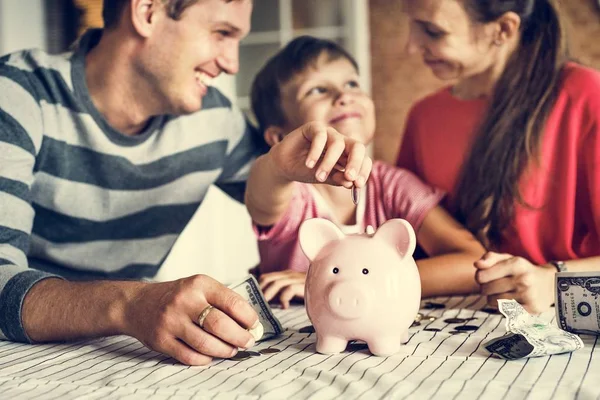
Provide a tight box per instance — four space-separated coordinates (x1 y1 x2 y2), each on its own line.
484 299 584 360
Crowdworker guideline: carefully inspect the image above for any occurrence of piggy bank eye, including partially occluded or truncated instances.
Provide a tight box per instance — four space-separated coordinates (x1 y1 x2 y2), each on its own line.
333 267 339 274
362 268 369 275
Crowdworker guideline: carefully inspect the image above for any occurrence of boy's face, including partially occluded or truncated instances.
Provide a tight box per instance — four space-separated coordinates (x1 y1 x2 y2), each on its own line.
279 55 375 144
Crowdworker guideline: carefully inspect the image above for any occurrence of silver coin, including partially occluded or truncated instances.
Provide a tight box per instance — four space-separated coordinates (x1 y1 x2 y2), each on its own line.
444 318 467 324
346 342 369 352
299 325 315 334
454 325 479 332
424 316 437 322
259 348 281 354
231 351 251 361
351 186 359 205
424 302 445 310
481 307 500 314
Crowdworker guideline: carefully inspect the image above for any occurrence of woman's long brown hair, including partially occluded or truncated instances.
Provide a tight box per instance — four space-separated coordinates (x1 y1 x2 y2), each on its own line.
455 0 569 249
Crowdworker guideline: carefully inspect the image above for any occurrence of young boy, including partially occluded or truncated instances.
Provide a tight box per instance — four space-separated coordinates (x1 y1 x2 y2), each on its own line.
245 36 485 308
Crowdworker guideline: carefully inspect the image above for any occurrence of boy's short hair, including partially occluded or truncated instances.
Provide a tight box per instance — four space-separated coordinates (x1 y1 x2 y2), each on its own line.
250 36 359 136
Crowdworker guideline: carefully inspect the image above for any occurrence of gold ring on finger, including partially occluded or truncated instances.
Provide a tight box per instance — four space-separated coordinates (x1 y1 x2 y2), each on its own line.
197 305 215 328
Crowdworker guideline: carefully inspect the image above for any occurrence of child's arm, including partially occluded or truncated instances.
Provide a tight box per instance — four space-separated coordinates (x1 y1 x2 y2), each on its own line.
245 122 371 226
416 206 485 297
245 153 295 227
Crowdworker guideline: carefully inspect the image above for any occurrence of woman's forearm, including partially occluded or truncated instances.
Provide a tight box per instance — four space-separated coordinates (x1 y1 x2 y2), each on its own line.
417 253 481 298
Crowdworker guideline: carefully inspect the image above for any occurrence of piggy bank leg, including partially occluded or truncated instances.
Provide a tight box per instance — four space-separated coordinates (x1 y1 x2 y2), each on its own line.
316 334 347 354
401 330 409 344
367 337 401 357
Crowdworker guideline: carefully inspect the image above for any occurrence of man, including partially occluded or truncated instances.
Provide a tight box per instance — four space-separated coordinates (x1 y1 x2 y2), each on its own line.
0 0 370 365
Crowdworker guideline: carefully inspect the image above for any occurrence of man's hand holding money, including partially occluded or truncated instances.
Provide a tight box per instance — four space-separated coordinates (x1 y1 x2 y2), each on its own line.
122 275 259 366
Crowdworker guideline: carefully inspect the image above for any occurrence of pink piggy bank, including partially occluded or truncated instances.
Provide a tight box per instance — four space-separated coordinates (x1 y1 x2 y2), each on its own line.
299 218 421 356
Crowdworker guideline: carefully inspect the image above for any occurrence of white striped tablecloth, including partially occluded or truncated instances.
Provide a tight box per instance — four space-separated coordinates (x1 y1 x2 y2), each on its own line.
0 295 597 399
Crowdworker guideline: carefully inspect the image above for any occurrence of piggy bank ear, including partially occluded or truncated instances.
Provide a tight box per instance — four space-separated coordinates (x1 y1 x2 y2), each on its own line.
373 219 416 258
299 218 344 261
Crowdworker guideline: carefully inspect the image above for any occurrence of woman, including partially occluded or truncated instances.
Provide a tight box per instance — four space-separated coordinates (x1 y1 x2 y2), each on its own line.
397 0 600 313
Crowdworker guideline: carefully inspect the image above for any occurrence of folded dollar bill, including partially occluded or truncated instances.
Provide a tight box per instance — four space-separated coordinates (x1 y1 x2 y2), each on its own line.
556 271 600 335
484 299 584 360
228 275 284 341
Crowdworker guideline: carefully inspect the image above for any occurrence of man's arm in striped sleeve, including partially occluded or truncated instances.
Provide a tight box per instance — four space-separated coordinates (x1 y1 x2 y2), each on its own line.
0 62 138 344
0 68 60 342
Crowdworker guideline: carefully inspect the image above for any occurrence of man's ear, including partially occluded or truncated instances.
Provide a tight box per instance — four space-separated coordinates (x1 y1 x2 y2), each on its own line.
264 126 286 147
494 11 521 45
130 0 159 38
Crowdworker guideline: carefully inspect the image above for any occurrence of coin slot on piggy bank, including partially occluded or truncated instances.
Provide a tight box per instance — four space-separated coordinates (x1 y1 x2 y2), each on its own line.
299 218 422 356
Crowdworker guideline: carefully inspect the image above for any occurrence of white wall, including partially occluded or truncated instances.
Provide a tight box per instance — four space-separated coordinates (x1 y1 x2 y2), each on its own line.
0 0 47 55
155 186 260 285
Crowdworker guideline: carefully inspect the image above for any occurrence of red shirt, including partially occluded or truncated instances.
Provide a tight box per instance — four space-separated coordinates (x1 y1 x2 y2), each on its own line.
397 63 600 265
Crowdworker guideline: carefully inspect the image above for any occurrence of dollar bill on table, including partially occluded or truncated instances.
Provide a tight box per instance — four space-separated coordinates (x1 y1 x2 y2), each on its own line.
228 275 284 341
484 299 584 360
556 271 600 335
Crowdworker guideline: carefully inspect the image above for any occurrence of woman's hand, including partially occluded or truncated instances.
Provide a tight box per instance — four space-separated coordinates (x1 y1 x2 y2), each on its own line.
258 270 307 309
475 251 556 314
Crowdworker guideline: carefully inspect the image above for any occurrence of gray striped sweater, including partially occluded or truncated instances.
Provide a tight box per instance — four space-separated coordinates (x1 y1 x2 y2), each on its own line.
0 30 261 342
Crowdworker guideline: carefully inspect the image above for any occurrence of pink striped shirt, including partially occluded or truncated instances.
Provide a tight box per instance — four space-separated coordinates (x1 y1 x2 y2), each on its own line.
254 161 445 273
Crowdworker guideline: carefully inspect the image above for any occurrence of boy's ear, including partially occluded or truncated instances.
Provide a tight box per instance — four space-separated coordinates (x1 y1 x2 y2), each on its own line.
264 126 286 147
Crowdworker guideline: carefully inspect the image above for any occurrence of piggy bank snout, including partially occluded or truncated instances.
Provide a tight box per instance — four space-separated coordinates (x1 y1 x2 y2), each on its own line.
327 282 370 320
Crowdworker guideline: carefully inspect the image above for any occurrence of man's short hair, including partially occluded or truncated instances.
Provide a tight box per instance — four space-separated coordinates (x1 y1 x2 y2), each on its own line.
250 36 359 136
102 0 201 29
103 0 246 30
